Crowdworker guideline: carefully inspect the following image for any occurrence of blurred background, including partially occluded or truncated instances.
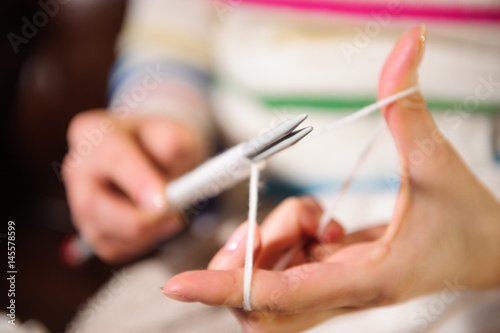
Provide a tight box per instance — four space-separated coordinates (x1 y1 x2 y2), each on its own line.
1 1 128 331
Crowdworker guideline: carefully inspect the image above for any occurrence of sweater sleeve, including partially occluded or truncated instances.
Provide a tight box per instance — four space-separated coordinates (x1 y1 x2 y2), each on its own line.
108 0 214 148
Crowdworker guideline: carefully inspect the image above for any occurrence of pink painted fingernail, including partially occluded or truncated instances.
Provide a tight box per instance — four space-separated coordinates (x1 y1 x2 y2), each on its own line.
320 222 344 243
160 287 196 302
225 223 248 252
420 24 427 43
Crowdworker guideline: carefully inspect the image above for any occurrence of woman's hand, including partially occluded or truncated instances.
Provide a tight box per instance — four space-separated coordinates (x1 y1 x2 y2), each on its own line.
63 111 202 263
161 26 500 332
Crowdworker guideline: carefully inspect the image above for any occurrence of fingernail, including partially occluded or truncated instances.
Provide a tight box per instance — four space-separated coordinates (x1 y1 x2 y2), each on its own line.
160 287 195 302
153 194 167 208
140 186 167 212
420 24 427 43
320 221 344 243
225 223 248 251
418 24 427 59
300 197 323 225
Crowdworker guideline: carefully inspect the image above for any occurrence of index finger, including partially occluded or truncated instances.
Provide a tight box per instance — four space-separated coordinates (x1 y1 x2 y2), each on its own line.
163 261 380 314
95 132 169 214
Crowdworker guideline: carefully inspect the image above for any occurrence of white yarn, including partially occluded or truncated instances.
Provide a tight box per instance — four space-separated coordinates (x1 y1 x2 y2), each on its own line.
317 119 385 235
243 162 260 311
272 121 384 272
312 85 419 138
242 86 420 311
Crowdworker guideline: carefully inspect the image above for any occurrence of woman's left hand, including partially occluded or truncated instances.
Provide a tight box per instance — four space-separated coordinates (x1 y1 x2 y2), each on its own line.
161 26 500 333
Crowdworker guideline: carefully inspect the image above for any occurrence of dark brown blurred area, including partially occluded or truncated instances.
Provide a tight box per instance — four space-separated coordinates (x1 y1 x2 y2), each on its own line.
1 0 126 331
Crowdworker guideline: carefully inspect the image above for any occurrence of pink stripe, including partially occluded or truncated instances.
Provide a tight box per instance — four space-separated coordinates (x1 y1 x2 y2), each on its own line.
239 0 500 22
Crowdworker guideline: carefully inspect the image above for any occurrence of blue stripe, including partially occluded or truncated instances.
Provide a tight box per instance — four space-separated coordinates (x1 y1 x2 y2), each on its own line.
264 177 401 199
107 58 212 104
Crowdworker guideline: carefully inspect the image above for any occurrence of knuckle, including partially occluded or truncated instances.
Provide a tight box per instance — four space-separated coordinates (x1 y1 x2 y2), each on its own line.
155 125 198 171
362 284 399 308
258 300 289 315
101 132 132 164
241 313 275 333
254 275 295 315
67 111 102 143
399 91 427 113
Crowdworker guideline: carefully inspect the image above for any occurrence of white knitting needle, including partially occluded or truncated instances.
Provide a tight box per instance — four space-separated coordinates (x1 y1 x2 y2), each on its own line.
62 115 313 266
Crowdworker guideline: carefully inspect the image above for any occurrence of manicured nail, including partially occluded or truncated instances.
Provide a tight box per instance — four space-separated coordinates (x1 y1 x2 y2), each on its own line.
153 194 167 208
418 24 427 59
420 24 427 43
413 24 427 72
225 223 248 251
160 287 195 302
320 221 344 243
140 186 167 212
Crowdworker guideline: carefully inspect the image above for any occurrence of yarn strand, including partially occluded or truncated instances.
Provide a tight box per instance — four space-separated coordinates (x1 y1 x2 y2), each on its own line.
318 119 385 235
243 163 260 311
242 86 420 310
312 85 419 138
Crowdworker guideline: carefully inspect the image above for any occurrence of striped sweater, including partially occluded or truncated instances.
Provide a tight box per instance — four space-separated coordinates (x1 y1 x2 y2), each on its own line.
109 0 500 197
107 1 500 332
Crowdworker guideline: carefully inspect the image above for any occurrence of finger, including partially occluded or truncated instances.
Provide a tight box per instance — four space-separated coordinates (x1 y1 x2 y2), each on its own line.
96 131 168 214
66 112 169 214
378 26 445 173
71 174 148 237
164 260 379 313
276 246 307 270
309 225 387 261
377 26 463 244
85 234 142 263
207 199 344 271
69 170 180 242
82 213 183 264
137 118 199 179
208 222 261 271
318 217 345 243
256 197 331 269
97 214 184 263
267 211 344 271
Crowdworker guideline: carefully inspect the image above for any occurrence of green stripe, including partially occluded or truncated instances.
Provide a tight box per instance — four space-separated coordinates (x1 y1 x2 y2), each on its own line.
215 78 500 114
261 96 375 110
262 96 500 114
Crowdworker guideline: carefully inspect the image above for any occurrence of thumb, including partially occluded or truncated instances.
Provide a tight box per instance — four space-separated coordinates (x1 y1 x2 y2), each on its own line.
378 26 439 176
137 118 200 179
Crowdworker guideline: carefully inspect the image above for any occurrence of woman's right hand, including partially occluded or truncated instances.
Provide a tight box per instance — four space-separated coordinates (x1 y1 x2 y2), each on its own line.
63 110 202 263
